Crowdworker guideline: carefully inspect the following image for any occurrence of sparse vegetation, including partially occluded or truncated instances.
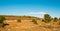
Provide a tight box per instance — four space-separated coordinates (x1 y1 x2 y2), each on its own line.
42 19 45 22
51 18 53 20
0 15 60 31
0 16 5 27
0 16 5 23
31 19 38 24
53 17 58 22
59 18 60 20
58 21 60 25
0 16 9 28
17 19 21 22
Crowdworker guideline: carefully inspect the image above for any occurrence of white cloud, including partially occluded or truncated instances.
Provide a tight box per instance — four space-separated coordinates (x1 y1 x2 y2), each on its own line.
28 11 47 14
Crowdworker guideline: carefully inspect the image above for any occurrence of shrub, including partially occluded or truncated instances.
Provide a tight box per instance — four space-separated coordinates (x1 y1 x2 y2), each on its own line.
0 16 8 28
0 16 5 23
2 23 9 27
31 19 38 24
53 17 58 22
17 19 21 22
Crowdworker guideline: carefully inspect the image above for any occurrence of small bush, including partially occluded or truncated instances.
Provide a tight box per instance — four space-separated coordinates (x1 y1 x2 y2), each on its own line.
2 23 9 27
31 19 38 24
0 16 6 28
17 19 21 22
0 16 5 23
53 17 58 22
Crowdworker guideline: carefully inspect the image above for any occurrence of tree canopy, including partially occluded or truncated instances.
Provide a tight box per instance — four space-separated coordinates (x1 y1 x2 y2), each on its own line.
44 14 51 23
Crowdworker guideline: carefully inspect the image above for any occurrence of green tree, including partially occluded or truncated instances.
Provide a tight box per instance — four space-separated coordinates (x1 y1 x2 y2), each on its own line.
44 14 51 23
53 17 58 22
31 19 38 24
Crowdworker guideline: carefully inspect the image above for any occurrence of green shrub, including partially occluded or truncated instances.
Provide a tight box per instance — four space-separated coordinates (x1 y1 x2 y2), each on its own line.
53 17 58 22
0 16 6 28
0 16 5 23
31 19 38 24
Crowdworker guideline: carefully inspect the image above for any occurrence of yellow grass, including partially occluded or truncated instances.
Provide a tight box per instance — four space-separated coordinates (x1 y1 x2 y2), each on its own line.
0 16 60 31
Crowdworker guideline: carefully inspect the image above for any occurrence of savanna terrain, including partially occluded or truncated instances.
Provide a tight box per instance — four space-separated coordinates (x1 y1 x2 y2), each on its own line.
0 14 60 31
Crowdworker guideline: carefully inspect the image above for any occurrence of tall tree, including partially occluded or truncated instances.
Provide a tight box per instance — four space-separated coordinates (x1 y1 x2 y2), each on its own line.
44 14 51 23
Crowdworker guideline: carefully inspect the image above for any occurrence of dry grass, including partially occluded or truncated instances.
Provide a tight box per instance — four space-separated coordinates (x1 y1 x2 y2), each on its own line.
0 16 60 31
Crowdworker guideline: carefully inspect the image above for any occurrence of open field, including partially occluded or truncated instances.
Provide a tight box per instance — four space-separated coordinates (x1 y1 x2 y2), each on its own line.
0 16 60 31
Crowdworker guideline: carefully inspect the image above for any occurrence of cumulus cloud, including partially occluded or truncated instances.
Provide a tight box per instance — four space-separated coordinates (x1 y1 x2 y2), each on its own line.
28 11 47 14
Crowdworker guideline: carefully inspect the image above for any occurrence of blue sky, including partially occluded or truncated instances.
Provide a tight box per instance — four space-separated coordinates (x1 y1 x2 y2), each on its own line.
0 0 60 18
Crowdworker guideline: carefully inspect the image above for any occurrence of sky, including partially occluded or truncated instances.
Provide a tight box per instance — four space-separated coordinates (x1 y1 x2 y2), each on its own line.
0 0 60 18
